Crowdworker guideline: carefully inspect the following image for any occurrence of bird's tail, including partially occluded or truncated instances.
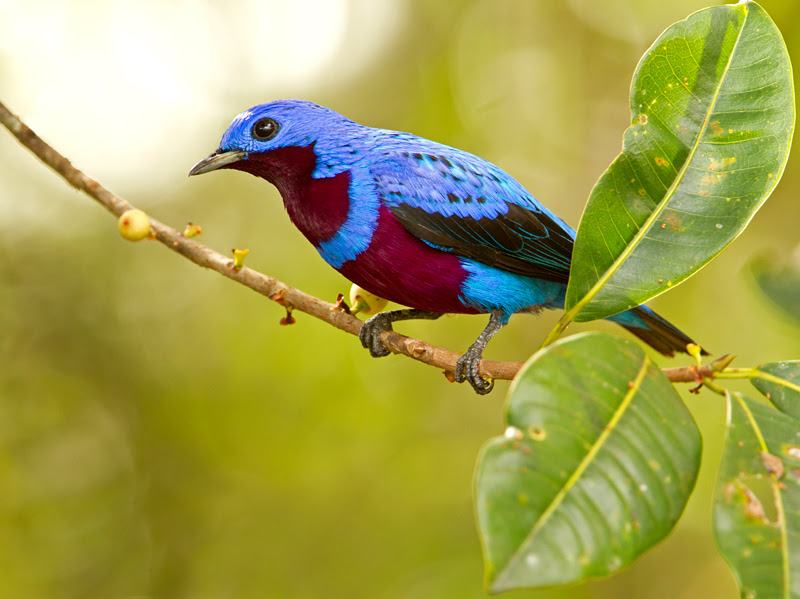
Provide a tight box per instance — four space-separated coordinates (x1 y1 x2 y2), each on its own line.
608 306 707 357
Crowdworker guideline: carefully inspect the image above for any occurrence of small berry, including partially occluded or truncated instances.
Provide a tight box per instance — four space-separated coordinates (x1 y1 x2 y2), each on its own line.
118 209 152 241
349 284 388 315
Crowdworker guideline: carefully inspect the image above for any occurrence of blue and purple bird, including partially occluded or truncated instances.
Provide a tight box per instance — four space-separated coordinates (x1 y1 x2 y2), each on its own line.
190 100 702 394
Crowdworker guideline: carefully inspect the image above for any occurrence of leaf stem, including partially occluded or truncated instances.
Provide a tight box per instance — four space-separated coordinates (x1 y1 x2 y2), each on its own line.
714 367 759 379
539 312 572 349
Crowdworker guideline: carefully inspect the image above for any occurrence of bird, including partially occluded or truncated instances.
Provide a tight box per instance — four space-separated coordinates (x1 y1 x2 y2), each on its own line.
189 99 703 394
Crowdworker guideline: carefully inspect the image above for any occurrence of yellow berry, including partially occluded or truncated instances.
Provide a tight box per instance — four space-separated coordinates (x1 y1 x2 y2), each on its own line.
349 284 388 315
118 209 152 241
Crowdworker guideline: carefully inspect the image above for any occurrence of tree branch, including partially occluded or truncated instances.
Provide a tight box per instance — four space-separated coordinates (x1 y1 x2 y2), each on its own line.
0 99 722 387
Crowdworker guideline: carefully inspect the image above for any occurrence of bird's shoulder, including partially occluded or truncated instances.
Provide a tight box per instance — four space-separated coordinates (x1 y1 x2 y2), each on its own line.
364 131 539 216
360 130 575 284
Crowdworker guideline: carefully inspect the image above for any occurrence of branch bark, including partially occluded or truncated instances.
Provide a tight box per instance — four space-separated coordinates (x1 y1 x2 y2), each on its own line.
0 99 720 387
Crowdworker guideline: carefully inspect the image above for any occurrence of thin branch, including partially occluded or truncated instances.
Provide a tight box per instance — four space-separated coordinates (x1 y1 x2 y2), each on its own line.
0 99 720 386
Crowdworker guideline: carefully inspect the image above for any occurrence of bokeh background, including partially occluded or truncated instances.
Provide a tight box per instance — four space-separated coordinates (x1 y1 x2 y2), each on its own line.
1 1 798 597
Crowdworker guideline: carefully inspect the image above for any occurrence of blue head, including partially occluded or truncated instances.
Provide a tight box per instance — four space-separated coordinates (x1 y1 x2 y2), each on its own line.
189 99 360 177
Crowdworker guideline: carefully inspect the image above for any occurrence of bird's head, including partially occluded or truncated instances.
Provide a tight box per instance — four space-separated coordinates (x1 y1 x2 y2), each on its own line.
189 99 356 178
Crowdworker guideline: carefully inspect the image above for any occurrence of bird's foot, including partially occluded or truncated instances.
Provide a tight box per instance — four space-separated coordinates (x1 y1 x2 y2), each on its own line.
359 313 393 358
455 347 494 395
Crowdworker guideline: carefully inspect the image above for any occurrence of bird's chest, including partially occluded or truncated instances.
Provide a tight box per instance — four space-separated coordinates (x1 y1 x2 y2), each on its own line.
335 206 479 314
283 170 477 314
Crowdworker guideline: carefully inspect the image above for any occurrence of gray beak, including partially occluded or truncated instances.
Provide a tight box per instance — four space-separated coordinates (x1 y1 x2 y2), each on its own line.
189 149 248 176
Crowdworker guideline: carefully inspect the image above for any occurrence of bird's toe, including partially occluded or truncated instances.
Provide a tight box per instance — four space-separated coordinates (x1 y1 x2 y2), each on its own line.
455 351 494 395
359 315 392 358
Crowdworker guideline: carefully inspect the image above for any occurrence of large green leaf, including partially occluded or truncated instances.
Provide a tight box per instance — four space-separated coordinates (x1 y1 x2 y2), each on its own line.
565 1 795 322
714 392 800 599
475 333 701 593
751 361 800 420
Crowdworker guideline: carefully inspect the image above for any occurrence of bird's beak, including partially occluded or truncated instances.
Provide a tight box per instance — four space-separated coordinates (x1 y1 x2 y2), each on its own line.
188 149 248 176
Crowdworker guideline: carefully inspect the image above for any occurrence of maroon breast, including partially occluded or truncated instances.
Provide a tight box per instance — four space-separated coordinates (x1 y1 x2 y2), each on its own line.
337 206 479 314
226 146 477 314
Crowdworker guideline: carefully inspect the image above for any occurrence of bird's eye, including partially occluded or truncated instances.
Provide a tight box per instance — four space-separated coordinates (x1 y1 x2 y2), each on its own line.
252 117 280 141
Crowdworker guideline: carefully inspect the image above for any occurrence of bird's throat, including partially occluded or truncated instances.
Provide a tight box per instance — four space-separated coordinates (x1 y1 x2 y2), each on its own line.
226 145 351 246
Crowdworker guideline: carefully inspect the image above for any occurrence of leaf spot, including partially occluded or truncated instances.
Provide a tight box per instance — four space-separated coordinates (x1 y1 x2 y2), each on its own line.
760 451 785 479
654 156 669 167
504 426 523 440
528 425 547 441
661 210 683 231
701 174 717 185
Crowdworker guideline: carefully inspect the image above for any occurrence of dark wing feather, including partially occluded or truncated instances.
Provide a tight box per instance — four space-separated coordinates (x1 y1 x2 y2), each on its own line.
390 202 573 284
371 142 575 285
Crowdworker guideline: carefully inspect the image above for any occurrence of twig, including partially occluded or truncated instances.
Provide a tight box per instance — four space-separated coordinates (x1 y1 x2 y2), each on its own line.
0 99 719 387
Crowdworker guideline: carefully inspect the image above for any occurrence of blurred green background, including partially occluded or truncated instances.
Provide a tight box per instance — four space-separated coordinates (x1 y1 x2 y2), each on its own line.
1 1 798 597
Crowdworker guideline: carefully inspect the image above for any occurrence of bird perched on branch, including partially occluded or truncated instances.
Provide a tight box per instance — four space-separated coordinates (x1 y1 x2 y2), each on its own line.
190 100 701 394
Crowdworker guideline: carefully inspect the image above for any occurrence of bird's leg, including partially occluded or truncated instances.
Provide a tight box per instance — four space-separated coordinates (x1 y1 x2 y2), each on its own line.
455 310 509 395
359 309 443 358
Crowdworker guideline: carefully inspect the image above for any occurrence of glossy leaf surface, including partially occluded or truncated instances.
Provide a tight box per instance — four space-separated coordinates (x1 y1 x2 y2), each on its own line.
566 1 795 322
475 333 701 592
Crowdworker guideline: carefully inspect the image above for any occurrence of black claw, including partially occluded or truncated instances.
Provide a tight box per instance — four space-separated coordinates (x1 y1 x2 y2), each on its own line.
359 314 392 358
455 350 494 395
452 309 507 395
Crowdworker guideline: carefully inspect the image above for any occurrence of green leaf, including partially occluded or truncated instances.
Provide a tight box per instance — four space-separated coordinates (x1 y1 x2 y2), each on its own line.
475 333 701 593
565 1 795 322
750 253 800 323
713 392 800 599
751 361 800 420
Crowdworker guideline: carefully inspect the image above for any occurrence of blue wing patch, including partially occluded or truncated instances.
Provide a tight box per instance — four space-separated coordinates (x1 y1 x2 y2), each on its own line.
371 140 575 285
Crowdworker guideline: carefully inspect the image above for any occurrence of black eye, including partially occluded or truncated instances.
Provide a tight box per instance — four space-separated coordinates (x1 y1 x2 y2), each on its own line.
252 117 280 141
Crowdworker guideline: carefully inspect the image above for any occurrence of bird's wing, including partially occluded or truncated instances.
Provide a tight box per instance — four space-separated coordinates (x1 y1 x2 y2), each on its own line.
372 146 575 285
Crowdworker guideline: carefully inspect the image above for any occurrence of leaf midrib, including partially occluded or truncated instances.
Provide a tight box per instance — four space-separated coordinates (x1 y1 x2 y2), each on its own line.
495 356 650 588
566 4 750 320
755 370 800 395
